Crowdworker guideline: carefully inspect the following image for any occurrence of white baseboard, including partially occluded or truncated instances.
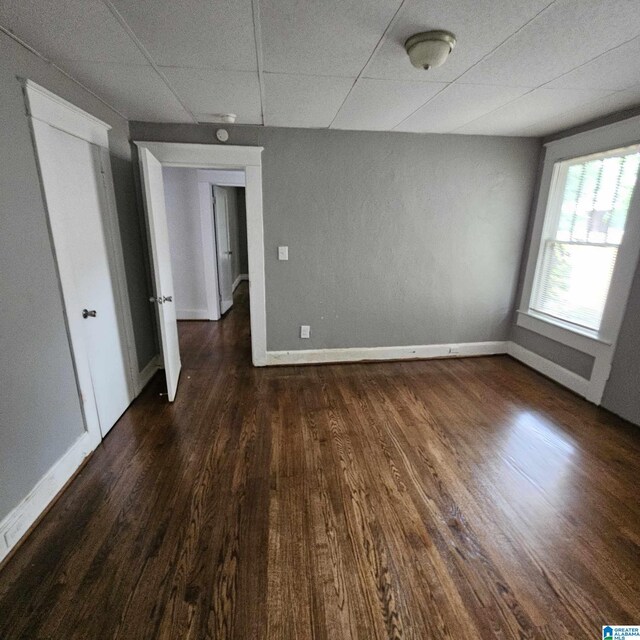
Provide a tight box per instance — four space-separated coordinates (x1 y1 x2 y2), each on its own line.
136 354 161 395
176 308 212 320
266 340 594 402
507 341 590 398
232 273 248 291
0 430 97 565
265 341 508 366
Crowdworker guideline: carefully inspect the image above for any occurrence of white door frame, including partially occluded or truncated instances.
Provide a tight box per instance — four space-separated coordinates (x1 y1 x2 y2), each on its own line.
134 142 267 366
198 181 221 321
24 79 139 445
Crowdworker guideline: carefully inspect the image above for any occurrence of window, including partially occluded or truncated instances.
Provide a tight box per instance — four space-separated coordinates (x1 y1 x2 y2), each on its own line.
530 144 640 332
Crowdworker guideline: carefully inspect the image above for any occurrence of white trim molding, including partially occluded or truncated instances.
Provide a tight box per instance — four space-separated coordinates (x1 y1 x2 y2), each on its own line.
507 342 590 399
516 113 640 406
198 180 222 321
265 341 508 366
22 79 111 147
197 169 245 187
4 81 157 570
136 142 263 169
134 141 267 366
25 80 139 444
516 310 611 357
0 432 96 565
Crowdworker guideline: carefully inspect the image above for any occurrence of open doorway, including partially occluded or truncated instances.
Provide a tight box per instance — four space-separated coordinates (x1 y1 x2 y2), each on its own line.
161 167 248 320
136 142 266 401
212 184 248 315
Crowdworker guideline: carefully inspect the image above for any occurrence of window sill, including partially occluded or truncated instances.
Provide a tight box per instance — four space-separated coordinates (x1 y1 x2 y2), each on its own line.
516 310 612 357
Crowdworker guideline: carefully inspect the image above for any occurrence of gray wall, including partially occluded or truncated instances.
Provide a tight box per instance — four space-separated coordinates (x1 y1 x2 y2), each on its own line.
130 122 540 351
0 32 154 523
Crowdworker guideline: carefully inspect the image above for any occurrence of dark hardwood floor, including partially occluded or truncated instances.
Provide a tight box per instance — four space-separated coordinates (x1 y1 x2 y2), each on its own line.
1 283 639 639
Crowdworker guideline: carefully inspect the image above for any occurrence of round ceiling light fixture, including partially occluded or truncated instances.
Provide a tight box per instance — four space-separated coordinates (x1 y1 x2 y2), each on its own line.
405 30 456 70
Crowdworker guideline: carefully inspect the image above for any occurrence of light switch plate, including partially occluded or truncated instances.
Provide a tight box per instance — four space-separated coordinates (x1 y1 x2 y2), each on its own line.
300 325 311 339
278 246 288 261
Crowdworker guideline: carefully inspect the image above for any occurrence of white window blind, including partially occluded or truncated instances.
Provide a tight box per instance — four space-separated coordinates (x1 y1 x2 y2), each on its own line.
531 144 640 332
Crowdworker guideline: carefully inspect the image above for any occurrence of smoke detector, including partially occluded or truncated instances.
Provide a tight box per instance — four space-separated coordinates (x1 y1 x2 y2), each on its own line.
405 30 456 70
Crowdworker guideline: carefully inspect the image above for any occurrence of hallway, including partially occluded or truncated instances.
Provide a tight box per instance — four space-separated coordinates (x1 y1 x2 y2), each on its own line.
0 284 639 639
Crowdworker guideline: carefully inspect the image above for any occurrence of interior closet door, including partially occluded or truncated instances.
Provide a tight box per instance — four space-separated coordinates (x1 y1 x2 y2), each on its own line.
138 147 182 402
213 186 234 314
32 120 133 436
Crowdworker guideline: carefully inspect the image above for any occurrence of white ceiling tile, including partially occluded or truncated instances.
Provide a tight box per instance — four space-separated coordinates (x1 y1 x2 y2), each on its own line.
395 83 531 133
0 0 145 63
546 37 640 91
260 0 401 77
331 78 445 131
455 87 615 136
109 0 257 70
56 60 193 121
161 67 262 124
362 0 550 83
263 73 353 128
3 0 638 135
461 0 640 88
518 86 640 136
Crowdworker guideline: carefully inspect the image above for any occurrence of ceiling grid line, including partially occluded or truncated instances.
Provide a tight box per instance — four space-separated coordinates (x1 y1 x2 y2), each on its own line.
0 22 129 120
448 32 640 135
542 32 640 88
450 88 621 135
101 0 199 123
251 0 266 125
3 0 639 135
327 0 410 129
517 87 636 136
391 0 558 131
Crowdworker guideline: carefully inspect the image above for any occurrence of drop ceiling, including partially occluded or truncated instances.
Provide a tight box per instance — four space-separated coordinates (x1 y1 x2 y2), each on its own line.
2 0 640 136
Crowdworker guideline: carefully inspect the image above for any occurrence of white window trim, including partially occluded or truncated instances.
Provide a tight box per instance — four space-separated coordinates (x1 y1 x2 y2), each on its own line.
518 114 640 404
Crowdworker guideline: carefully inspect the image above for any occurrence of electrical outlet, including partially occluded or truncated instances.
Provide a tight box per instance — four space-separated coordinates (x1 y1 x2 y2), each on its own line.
278 246 289 261
300 325 311 339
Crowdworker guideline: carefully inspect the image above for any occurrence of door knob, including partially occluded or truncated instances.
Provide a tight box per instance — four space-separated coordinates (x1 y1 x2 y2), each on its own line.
149 296 163 304
82 309 97 318
162 296 173 303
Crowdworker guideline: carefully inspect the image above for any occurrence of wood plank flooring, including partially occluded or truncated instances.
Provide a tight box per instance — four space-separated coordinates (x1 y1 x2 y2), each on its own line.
1 283 639 639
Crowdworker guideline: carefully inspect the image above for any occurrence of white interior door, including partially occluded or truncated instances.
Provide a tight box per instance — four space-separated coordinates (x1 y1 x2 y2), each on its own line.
213 186 234 314
32 121 132 436
138 148 182 401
